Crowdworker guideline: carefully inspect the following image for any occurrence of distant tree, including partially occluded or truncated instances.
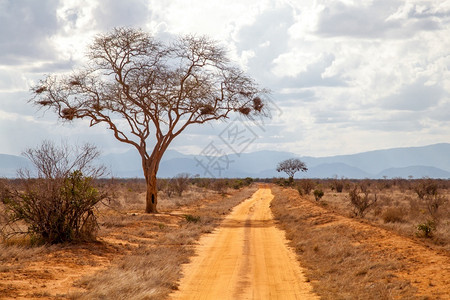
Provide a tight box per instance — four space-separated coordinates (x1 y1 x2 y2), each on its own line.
276 158 308 184
31 27 269 213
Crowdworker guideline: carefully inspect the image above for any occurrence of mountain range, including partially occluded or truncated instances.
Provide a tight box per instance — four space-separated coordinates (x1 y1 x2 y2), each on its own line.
1 143 449 179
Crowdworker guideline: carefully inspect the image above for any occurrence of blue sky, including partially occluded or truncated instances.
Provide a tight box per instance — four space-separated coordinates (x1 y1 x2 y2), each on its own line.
0 0 449 157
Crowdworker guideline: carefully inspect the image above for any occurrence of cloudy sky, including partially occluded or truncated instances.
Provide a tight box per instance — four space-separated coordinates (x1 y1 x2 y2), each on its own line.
1 0 449 158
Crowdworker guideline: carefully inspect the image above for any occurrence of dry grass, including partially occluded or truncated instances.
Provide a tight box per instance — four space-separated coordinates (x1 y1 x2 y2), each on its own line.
271 183 450 299
307 180 450 250
271 185 420 299
0 241 50 263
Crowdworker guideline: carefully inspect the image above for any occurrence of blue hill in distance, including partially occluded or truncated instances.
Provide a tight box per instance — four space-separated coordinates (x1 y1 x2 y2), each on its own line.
1 143 449 179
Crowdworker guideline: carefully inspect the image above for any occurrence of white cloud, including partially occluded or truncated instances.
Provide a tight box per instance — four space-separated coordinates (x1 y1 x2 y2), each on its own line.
0 0 449 158
272 52 322 77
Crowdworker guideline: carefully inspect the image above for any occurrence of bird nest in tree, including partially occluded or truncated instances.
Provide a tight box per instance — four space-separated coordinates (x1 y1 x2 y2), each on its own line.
253 97 263 112
61 107 77 120
238 107 251 115
35 86 47 94
200 105 215 115
38 100 52 106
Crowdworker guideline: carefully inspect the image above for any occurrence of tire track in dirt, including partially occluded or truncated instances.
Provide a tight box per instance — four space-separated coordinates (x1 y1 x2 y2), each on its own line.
171 187 318 299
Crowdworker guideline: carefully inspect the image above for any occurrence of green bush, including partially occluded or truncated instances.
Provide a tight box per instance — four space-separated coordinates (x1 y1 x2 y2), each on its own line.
313 189 324 201
416 220 436 238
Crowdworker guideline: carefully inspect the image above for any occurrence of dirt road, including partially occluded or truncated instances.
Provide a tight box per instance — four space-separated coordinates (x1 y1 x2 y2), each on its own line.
171 188 318 299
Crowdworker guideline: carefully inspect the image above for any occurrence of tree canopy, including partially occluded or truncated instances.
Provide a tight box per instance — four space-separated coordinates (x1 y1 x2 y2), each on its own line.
31 27 270 212
276 158 308 183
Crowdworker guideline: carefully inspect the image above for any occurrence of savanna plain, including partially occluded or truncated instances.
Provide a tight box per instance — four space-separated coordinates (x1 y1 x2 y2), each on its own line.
0 177 449 299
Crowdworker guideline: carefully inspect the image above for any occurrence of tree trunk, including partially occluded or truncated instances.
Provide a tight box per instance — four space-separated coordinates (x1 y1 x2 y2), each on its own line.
141 141 171 213
145 173 158 213
288 176 294 185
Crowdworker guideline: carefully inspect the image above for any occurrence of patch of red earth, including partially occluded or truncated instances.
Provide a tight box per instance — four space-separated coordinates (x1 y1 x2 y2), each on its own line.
0 243 118 299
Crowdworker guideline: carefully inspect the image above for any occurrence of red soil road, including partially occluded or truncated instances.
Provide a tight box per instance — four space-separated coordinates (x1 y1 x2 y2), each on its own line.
171 187 318 299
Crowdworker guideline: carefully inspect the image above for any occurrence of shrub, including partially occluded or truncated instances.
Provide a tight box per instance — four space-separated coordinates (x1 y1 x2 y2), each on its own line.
298 179 315 195
211 179 228 194
416 220 436 238
424 193 447 222
348 185 377 217
413 178 447 222
331 177 345 193
313 189 324 201
171 173 191 196
231 177 253 189
413 179 438 200
0 141 107 244
273 178 290 187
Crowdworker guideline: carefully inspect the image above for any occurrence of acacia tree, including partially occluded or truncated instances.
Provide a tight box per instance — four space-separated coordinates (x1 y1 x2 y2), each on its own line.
31 28 269 213
276 158 308 184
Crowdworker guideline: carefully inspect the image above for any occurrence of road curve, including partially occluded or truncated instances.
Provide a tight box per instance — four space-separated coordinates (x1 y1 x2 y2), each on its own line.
171 187 318 300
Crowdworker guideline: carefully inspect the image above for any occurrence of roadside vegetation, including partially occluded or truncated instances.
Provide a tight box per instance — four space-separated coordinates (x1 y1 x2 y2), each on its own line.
271 178 450 299
0 176 255 298
289 178 449 247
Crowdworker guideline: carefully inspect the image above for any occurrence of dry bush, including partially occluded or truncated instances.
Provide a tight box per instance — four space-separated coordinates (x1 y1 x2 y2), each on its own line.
413 178 438 200
210 179 228 194
330 177 345 193
0 141 107 244
170 173 191 196
382 207 405 223
297 179 315 195
158 173 193 198
348 184 377 217
190 177 211 189
413 178 448 221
